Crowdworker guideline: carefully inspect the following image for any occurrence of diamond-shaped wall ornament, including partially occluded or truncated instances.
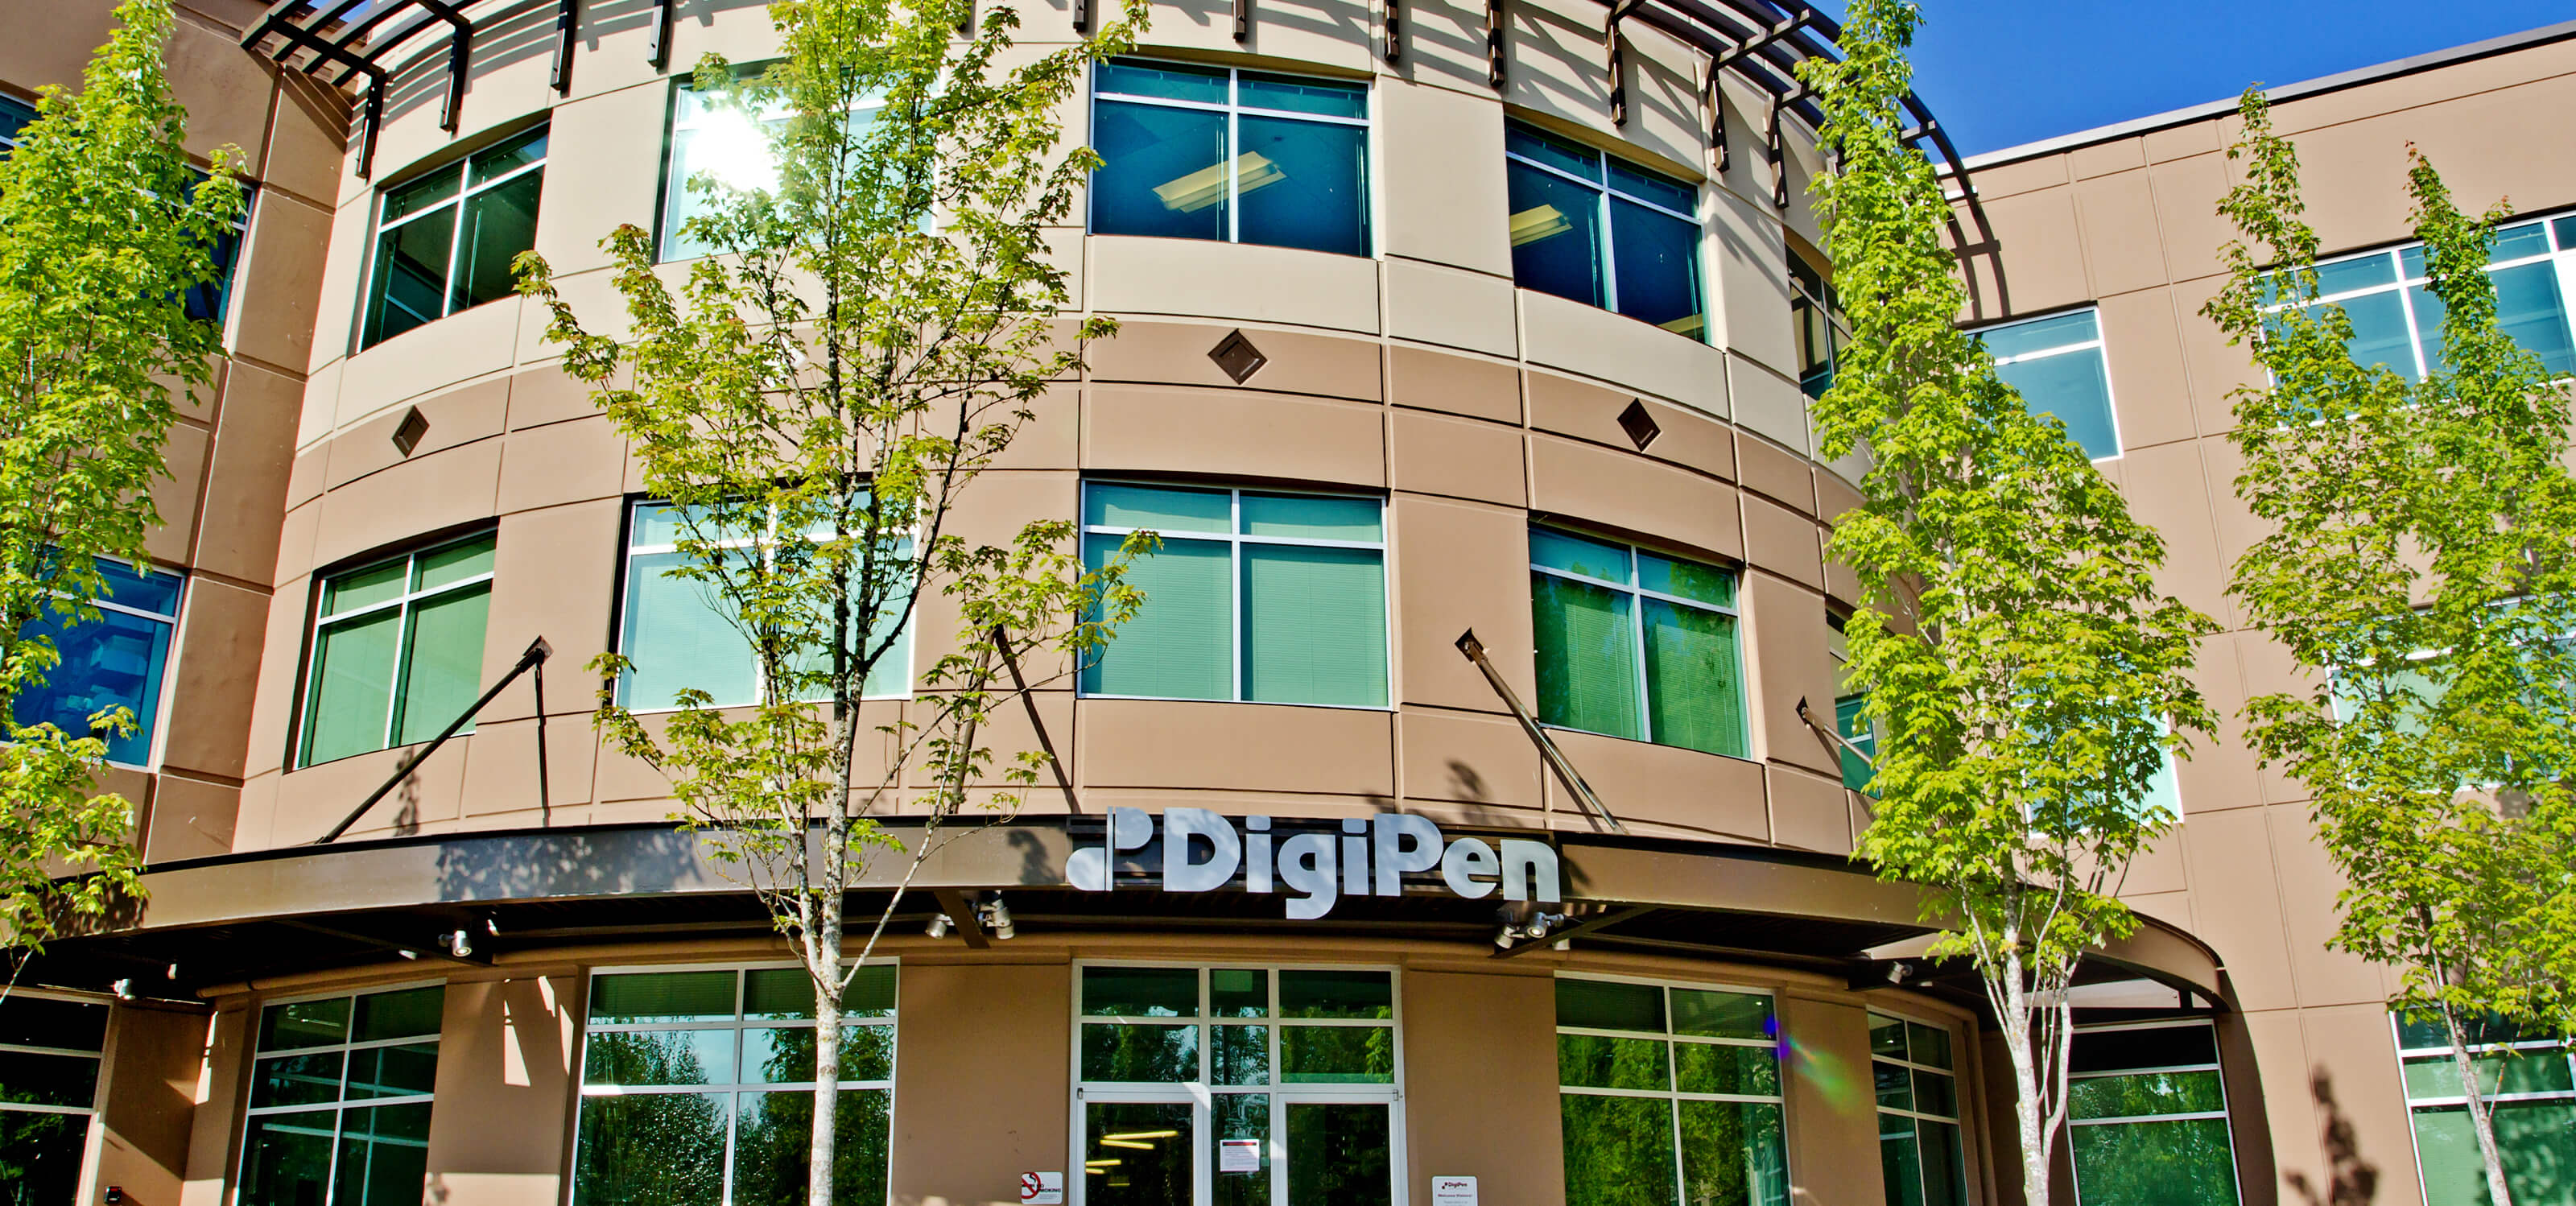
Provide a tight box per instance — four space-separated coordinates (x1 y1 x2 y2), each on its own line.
390 406 431 456
1208 328 1269 384
1616 398 1661 451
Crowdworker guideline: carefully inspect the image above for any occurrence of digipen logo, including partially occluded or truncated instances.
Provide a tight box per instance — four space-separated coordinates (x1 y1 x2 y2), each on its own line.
1065 807 1561 919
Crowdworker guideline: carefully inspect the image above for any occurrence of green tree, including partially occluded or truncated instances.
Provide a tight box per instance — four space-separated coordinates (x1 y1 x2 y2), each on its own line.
0 0 242 954
2202 89 2576 1206
1798 5 2217 1201
514 0 1150 1200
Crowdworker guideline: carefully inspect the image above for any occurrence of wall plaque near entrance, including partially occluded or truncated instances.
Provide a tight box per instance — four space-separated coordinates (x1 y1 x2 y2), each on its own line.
1067 807 1563 919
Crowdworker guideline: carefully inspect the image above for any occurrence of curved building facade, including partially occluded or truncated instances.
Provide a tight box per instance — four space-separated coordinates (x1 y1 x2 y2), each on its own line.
6 2 2576 1206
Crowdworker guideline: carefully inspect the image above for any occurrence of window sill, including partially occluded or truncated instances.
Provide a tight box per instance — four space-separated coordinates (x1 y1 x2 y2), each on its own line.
1079 693 1393 712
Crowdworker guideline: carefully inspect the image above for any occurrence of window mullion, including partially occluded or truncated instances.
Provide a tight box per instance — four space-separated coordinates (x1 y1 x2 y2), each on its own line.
1598 185 1620 312
1227 89 1241 246
381 558 417 749
437 163 469 320
1631 550 1652 743
1232 490 1245 703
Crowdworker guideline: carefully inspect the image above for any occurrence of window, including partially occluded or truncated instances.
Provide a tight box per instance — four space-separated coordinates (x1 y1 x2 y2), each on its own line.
1079 483 1388 708
2297 215 2576 383
1791 254 1847 399
1977 309 2120 460
659 79 891 262
1872 1013 1968 1206
1074 964 1400 1206
188 176 252 326
238 985 444 1206
1530 527 1747 758
2066 1022 2241 1206
17 557 181 767
361 126 547 349
1089 60 1371 257
1554 977 1789 1206
1505 120 1704 340
1827 613 1876 795
0 993 107 1206
2395 1012 2576 1206
615 500 914 710
0 93 35 153
299 532 496 766
572 965 896 1206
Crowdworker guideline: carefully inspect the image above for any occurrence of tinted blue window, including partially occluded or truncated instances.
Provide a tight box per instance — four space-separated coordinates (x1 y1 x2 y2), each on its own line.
1984 310 2119 459
1239 114 1368 256
14 564 181 766
1237 72 1365 119
0 94 35 152
1089 61 1369 257
1506 159 1604 309
1095 60 1227 105
1502 121 1702 340
1608 198 1702 338
1090 101 1228 242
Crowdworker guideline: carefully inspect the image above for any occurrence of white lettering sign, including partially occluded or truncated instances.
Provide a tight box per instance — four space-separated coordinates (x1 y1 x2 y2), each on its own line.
1067 808 1561 919
1218 1139 1262 1173
1431 1176 1477 1206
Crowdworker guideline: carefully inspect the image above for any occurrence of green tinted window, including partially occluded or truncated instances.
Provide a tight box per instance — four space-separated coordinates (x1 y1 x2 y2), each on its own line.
1083 966 1198 1017
299 534 496 768
590 971 738 1024
1534 529 1744 756
1279 970 1391 1019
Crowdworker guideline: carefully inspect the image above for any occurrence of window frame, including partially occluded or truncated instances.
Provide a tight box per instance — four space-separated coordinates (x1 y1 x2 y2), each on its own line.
1971 306 2123 462
0 988 108 1120
358 125 549 350
1528 525 1748 754
2065 1019 2243 1206
1868 1007 1973 1206
1075 480 1393 710
655 72 898 262
294 529 498 769
568 959 901 1206
610 497 919 712
1087 57 1377 254
1502 118 1707 337
1067 960 1407 1206
235 981 448 1206
1552 971 1793 1206
27 554 187 772
2289 211 2576 384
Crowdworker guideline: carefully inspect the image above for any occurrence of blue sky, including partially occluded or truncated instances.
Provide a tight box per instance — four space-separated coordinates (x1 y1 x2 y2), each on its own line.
1864 2 2574 155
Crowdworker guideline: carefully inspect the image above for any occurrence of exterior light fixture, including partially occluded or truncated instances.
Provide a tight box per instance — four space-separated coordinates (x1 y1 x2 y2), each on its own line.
1493 911 1567 949
1885 961 1914 985
444 929 473 959
110 978 134 1000
390 406 430 456
979 897 1016 941
924 914 952 940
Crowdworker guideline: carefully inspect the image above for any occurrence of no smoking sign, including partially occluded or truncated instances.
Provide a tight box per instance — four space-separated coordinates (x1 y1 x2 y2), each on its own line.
1019 1171 1063 1205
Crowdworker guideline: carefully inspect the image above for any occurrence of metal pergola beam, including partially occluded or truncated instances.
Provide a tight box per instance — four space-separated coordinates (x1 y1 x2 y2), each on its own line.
242 0 480 178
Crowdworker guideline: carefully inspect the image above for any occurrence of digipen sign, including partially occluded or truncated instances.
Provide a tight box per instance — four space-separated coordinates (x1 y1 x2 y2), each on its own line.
1065 807 1561 919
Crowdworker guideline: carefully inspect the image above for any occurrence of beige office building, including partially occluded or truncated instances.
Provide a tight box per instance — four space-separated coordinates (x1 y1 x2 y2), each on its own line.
4 2 2574 1205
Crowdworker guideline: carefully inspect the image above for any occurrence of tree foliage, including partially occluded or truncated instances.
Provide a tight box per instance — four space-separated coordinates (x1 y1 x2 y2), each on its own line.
0 0 242 952
2203 88 2576 1206
1800 4 2216 1200
514 0 1150 1200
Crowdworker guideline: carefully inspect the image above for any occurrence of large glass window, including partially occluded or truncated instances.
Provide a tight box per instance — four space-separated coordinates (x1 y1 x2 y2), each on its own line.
361 126 547 349
658 81 890 262
572 965 896 1206
16 557 181 768
1075 965 1399 1206
615 501 913 710
1977 309 2120 460
299 532 496 767
0 94 35 153
1790 254 1847 399
1079 483 1387 708
185 172 251 326
1827 613 1876 795
0 993 107 1206
238 986 444 1206
2298 215 2576 383
1554 977 1788 1206
1872 1013 1967 1206
1505 120 1704 340
1089 60 1370 258
2066 1022 2241 1206
1530 527 1746 758
2395 1012 2576 1206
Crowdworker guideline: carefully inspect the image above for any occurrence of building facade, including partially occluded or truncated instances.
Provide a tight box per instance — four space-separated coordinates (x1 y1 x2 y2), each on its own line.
4 2 2574 1206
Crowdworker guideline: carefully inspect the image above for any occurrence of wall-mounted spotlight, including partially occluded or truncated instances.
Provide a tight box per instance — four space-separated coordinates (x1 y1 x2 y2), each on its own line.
924 914 952 940
110 978 134 1001
1885 961 1915 985
978 897 1017 941
1493 911 1567 949
444 929 474 959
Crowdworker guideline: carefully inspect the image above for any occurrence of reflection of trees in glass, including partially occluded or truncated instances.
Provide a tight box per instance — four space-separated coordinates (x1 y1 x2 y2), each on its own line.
752 1026 893 1084
1678 1101 1786 1206
734 1089 891 1206
1278 1026 1394 1083
585 1031 721 1087
2070 1118 2237 1206
1563 1093 1678 1206
240 1116 336 1206
334 1102 432 1206
1086 1102 1191 1206
1287 1104 1390 1206
1558 1035 1670 1092
1082 1023 1197 1082
2413 1101 2576 1206
573 1093 729 1206
0 1112 89 1206
1212 1094 1269 1206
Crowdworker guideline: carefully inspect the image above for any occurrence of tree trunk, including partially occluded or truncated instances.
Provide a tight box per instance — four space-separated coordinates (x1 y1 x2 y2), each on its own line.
2000 955 2054 1206
2442 1004 2515 1206
810 884 845 1206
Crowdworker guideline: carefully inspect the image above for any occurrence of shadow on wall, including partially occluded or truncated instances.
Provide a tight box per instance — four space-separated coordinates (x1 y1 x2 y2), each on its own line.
370 0 773 131
2287 1072 2378 1206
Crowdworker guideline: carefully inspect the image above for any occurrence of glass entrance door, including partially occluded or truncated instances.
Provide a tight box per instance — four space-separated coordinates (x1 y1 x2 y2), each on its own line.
1285 1101 1393 1206
1084 1101 1194 1206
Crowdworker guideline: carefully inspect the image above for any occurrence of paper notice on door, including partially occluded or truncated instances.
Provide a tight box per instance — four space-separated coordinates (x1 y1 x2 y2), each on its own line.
1219 1139 1262 1173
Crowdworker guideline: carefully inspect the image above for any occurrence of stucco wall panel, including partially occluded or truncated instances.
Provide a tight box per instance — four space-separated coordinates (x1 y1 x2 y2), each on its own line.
197 360 304 584
1740 571 1831 777
1545 729 1765 841
424 975 579 1206
336 301 525 432
175 1003 250 1206
890 960 1074 1206
1386 343 1521 423
2266 805 2383 1009
1389 407 1525 506
147 423 210 566
2145 152 2236 287
532 81 672 277
1392 494 1533 711
93 1002 209 1206
1379 78 1512 276
1740 494 1822 592
1779 991 1888 1206
479 498 621 722
327 378 510 490
144 772 239 863
1089 236 1382 332
1085 383 1387 485
495 415 630 515
2073 170 2167 299
2095 289 2197 452
1518 288 1725 415
163 575 270 779
1384 257 1520 356
232 191 334 373
309 437 503 569
2178 806 2298 1012
1965 188 2090 320
1527 434 1740 564
1401 968 1564 1206
1765 763 1850 856
2296 1002 2426 1206
1076 699 1395 795
1397 705 1542 812
2110 440 2227 625
1089 319 1384 400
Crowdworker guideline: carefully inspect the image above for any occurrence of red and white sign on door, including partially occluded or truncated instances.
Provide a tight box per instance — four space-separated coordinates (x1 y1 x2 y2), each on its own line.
1020 1171 1064 1206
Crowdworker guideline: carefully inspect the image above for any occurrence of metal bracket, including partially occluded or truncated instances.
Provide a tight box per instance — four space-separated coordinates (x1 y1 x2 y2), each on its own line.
1233 0 1250 41
551 0 579 94
1486 0 1507 89
1604 1 1629 126
316 637 551 844
648 0 675 68
1384 0 1402 62
992 624 1078 814
931 888 990 949
1765 94 1787 209
1455 630 1626 835
1494 904 1653 958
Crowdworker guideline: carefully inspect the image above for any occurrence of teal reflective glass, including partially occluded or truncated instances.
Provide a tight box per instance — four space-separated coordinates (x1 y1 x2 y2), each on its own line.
1560 1093 1678 1206
1505 121 1600 181
0 94 37 149
1240 544 1386 706
1086 1101 1193 1206
345 1043 440 1100
1979 309 2099 361
1090 98 1228 242
94 558 182 615
741 964 894 1019
1081 1022 1199 1082
303 608 400 764
1238 114 1370 255
336 1102 432 1206
1670 989 1769 1039
1875 1060 1913 1111
2409 262 2576 378
590 970 737 1023
1637 553 1732 609
379 169 461 223
2409 1099 2576 1206
1836 693 1876 792
262 997 353 1050
1868 1014 1908 1058
2491 220 2551 262
1083 966 1198 1017
364 203 453 346
252 1051 344 1108
1238 494 1381 540
1534 573 1641 740
1211 968 1269 1017
1678 1100 1790 1206
1907 1021 1953 1070
619 547 759 708
1996 345 2120 458
392 582 491 745
1533 528 1632 583
1238 72 1366 119
1675 1043 1777 1096
2557 216 2576 254
740 1024 894 1084
324 558 409 615
1914 1119 1967 1206
449 167 543 312
469 127 548 186
2314 252 2398 296
1508 157 1608 309
1278 1025 1394 1083
1557 977 1664 1032
353 988 445 1042
1096 59 1228 104
1279 969 1392 1018
1642 598 1746 757
1213 1024 1269 1085
1083 532 1232 698
1607 159 1695 214
572 1092 730 1206
1881 1121 1926 1206
415 537 495 591
2067 1069 2227 1120
2402 1052 2576 1099
2322 289 2419 380
2070 1117 2239 1206
1912 1068 1957 1117
1286 1102 1393 1206
583 1029 735 1087
1085 483 1232 534
2395 1010 2531 1054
